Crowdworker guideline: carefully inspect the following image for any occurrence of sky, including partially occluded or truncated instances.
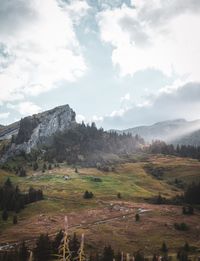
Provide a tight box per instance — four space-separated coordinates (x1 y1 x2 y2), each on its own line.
0 0 200 129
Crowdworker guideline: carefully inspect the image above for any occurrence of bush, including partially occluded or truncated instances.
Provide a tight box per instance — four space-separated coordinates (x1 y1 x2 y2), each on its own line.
13 215 18 225
83 190 94 199
117 193 121 199
135 213 140 222
91 177 102 182
174 223 189 231
182 206 194 215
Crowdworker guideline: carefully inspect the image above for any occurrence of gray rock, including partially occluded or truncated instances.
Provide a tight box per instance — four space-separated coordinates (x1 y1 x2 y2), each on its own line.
0 104 77 162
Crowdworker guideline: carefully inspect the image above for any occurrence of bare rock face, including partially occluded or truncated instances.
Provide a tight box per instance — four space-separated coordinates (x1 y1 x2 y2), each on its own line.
1 104 76 161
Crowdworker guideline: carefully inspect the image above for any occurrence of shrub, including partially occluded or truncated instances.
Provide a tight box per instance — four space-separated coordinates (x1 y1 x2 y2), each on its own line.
83 191 94 199
174 223 189 231
13 215 18 225
117 193 121 199
135 213 140 222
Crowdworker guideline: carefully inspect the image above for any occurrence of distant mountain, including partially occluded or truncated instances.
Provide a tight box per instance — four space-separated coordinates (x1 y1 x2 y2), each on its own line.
116 119 200 145
173 129 200 146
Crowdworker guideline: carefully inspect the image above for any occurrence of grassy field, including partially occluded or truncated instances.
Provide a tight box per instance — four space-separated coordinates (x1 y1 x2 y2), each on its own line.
0 154 200 255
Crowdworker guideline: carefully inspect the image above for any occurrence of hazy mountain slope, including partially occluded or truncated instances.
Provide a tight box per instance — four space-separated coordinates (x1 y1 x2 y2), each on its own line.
117 119 200 144
173 129 200 146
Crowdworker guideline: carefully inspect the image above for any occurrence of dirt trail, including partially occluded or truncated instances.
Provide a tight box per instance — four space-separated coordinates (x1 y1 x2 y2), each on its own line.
0 211 138 251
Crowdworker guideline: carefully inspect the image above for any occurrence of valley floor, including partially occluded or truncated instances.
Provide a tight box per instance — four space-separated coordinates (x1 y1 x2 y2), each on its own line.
0 155 200 255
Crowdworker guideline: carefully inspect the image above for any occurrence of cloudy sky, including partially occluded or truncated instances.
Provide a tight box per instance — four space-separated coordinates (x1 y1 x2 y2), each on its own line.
0 0 200 129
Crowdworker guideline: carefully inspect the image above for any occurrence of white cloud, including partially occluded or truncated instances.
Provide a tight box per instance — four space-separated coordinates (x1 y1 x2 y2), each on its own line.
97 1 200 81
16 101 42 116
64 0 91 24
76 114 86 123
0 0 88 102
101 82 200 129
120 93 130 103
0 112 10 119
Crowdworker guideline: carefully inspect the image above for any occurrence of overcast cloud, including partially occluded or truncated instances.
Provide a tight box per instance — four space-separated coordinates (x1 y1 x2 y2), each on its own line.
101 82 200 129
0 0 88 103
0 0 200 129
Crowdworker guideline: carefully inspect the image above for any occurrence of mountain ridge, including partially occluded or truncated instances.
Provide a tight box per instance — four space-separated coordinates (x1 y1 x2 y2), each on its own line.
115 118 200 145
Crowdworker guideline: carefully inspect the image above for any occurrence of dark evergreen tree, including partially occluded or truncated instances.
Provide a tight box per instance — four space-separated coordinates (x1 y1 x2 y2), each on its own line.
177 250 188 261
161 242 168 253
117 193 121 199
102 245 114 261
69 233 80 260
13 215 18 225
134 251 145 261
42 163 47 173
33 162 39 171
52 230 64 254
183 242 190 252
152 254 158 261
135 213 140 222
34 234 52 261
2 209 8 221
18 241 29 261
5 178 12 187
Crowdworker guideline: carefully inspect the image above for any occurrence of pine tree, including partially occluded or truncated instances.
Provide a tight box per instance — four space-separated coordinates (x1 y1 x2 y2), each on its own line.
161 242 168 253
42 163 47 173
34 234 52 261
183 242 190 252
18 241 29 261
5 178 12 187
13 215 18 225
135 213 140 222
52 230 64 254
152 254 158 261
33 162 39 171
102 245 114 261
117 193 121 199
134 251 145 261
70 233 80 260
2 209 8 221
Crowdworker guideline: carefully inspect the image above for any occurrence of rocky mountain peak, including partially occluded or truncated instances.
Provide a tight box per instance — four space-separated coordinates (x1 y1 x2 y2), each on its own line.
0 104 77 161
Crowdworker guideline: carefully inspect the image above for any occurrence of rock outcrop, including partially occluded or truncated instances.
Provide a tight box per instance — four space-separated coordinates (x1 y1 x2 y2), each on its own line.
0 104 76 162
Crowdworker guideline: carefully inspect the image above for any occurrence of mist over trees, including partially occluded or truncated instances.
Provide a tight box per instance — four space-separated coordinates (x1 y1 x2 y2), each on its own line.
44 122 144 164
148 140 200 160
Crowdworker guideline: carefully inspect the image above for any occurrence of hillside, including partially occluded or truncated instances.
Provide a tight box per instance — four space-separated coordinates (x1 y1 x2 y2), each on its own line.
0 155 199 255
116 119 200 145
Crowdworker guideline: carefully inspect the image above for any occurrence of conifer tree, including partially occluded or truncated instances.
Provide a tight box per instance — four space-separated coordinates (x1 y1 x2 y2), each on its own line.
2 209 8 221
18 241 29 261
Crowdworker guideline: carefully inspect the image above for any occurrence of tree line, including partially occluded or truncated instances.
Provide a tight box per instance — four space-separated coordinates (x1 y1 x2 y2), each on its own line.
147 140 200 160
0 232 195 261
0 178 43 215
43 122 144 164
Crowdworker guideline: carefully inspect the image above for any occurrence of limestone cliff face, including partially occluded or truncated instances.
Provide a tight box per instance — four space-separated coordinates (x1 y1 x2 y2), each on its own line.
1 104 76 161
